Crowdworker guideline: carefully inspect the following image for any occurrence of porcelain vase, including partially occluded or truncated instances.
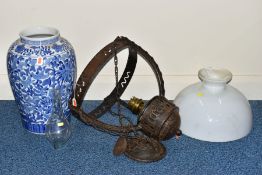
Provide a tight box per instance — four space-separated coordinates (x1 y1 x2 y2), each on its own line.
7 26 76 134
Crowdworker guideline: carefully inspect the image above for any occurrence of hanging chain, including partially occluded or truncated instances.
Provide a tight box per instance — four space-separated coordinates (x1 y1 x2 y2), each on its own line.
114 48 120 114
111 47 139 138
113 47 125 127
86 46 136 137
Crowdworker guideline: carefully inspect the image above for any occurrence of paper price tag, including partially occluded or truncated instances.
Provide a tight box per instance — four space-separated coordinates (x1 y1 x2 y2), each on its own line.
72 98 77 107
36 57 44 65
197 92 204 97
57 122 64 127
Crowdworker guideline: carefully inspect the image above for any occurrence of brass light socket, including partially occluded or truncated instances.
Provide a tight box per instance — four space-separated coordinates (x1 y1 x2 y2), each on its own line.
128 97 144 115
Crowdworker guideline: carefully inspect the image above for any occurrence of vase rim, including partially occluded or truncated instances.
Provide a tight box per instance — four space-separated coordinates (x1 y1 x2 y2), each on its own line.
19 26 60 45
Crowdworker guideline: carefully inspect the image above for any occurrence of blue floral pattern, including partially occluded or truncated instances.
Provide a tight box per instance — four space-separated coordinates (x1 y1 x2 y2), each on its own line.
7 36 76 134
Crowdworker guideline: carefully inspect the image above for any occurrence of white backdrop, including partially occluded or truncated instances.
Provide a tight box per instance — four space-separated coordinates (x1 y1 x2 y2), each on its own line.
0 0 262 100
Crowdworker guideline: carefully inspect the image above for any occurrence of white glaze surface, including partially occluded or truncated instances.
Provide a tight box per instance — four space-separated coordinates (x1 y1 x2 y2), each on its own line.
19 26 60 42
174 69 253 142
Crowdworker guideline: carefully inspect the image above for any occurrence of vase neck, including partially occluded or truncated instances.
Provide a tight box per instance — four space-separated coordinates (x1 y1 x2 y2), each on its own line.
19 26 60 46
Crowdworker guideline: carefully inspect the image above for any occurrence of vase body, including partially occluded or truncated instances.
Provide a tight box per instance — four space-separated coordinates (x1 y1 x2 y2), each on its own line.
7 26 76 134
174 68 253 142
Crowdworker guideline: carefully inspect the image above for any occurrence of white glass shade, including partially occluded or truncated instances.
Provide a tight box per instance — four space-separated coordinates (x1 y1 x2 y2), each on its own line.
174 68 253 142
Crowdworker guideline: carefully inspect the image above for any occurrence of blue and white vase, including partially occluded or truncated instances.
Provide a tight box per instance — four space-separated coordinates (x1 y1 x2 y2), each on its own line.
7 26 76 134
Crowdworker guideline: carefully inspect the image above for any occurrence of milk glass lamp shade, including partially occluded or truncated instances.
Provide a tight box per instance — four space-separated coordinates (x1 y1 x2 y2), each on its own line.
174 68 253 142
